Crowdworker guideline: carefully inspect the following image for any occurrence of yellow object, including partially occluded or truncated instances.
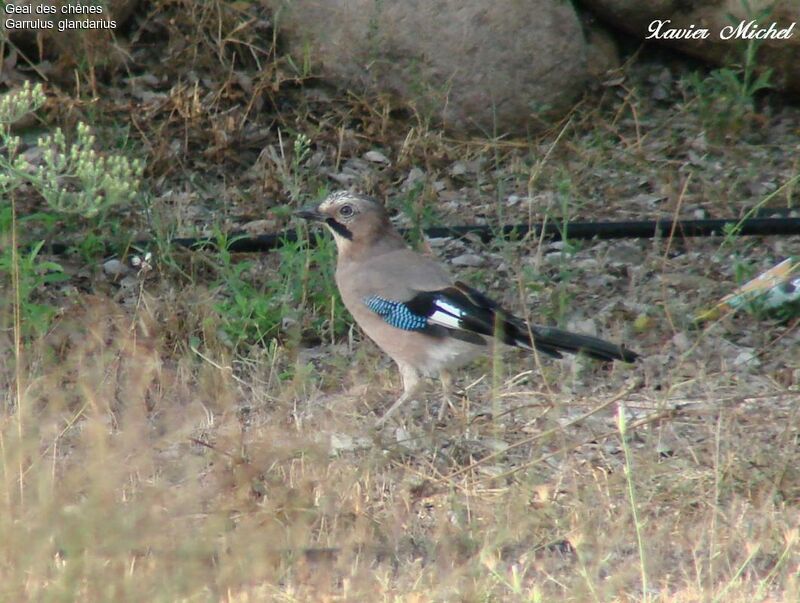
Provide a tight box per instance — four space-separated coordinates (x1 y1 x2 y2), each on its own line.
695 258 800 322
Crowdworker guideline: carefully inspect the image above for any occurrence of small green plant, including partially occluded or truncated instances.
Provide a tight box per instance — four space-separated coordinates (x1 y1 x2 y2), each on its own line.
731 254 756 287
35 122 143 222
682 1 773 136
0 85 144 225
271 131 314 202
0 82 145 335
211 225 347 354
284 41 314 79
211 229 275 349
0 239 68 334
549 172 581 326
0 82 48 192
396 181 441 248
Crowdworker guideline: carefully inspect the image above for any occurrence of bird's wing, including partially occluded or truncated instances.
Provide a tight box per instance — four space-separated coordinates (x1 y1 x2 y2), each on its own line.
343 248 638 362
360 275 542 348
362 278 638 363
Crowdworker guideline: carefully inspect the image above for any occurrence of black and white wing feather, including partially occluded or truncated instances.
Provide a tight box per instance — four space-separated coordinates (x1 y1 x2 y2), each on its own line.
365 281 638 363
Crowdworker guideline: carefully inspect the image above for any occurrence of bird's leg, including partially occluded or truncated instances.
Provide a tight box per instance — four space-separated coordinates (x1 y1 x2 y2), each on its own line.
375 363 421 428
437 369 453 421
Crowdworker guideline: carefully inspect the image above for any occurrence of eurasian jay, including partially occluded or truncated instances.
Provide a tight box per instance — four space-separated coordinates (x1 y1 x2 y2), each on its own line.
296 191 638 427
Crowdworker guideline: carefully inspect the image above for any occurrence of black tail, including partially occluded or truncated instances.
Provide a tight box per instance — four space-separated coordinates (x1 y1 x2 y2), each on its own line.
525 325 639 363
416 281 639 363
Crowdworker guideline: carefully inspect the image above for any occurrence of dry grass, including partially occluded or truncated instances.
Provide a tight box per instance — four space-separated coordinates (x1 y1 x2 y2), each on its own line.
2 3 799 600
1 234 798 601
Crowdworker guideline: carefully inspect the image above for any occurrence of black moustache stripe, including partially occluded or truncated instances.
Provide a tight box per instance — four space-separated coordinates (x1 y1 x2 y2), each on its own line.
325 218 353 240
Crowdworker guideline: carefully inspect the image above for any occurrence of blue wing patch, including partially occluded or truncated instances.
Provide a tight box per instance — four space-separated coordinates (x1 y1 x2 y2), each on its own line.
364 296 429 331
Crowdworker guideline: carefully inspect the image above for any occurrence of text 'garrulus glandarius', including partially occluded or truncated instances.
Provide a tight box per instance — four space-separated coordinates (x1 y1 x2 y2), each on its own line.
296 191 638 427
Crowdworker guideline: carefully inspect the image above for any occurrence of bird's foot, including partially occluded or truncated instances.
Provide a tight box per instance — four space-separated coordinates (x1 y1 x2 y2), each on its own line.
436 396 454 422
373 394 412 429
435 383 467 423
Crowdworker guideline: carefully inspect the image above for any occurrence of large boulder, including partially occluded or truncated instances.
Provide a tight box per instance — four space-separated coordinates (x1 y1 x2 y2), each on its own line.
581 0 800 92
2 0 139 68
269 0 590 136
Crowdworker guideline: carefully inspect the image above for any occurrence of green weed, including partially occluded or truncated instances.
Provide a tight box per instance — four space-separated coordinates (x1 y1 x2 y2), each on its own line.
0 82 145 335
271 131 317 202
548 171 582 326
682 1 774 137
0 234 68 336
211 225 347 354
396 181 441 248
35 122 143 223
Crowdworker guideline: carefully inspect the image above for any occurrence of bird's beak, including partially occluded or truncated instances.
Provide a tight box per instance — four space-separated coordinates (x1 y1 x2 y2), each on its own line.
294 206 325 222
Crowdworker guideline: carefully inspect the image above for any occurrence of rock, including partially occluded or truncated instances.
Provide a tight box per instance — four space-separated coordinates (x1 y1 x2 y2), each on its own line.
328 431 371 454
402 167 425 191
3 0 140 70
450 253 484 267
449 162 468 177
270 0 589 135
242 219 277 235
363 150 390 164
581 0 800 92
393 426 419 451
583 18 621 78
671 332 691 352
102 259 129 278
733 348 760 369
568 319 598 337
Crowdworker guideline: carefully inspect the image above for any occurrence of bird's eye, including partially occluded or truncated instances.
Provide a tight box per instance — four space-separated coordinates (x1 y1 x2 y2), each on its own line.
339 204 355 218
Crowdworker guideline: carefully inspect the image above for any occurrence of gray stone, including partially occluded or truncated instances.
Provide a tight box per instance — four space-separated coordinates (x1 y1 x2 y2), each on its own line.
4 0 140 66
582 0 800 92
102 259 129 278
450 253 485 267
270 0 589 135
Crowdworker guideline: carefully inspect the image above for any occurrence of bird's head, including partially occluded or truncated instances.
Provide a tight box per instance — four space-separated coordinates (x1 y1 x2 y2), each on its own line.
295 191 401 257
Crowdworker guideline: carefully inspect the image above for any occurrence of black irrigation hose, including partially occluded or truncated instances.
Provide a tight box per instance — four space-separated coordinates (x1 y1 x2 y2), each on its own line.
42 216 800 256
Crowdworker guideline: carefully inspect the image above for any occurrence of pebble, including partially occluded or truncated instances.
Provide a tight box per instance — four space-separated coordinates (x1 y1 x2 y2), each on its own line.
450 253 484 267
671 332 691 352
102 259 129 278
364 150 390 164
